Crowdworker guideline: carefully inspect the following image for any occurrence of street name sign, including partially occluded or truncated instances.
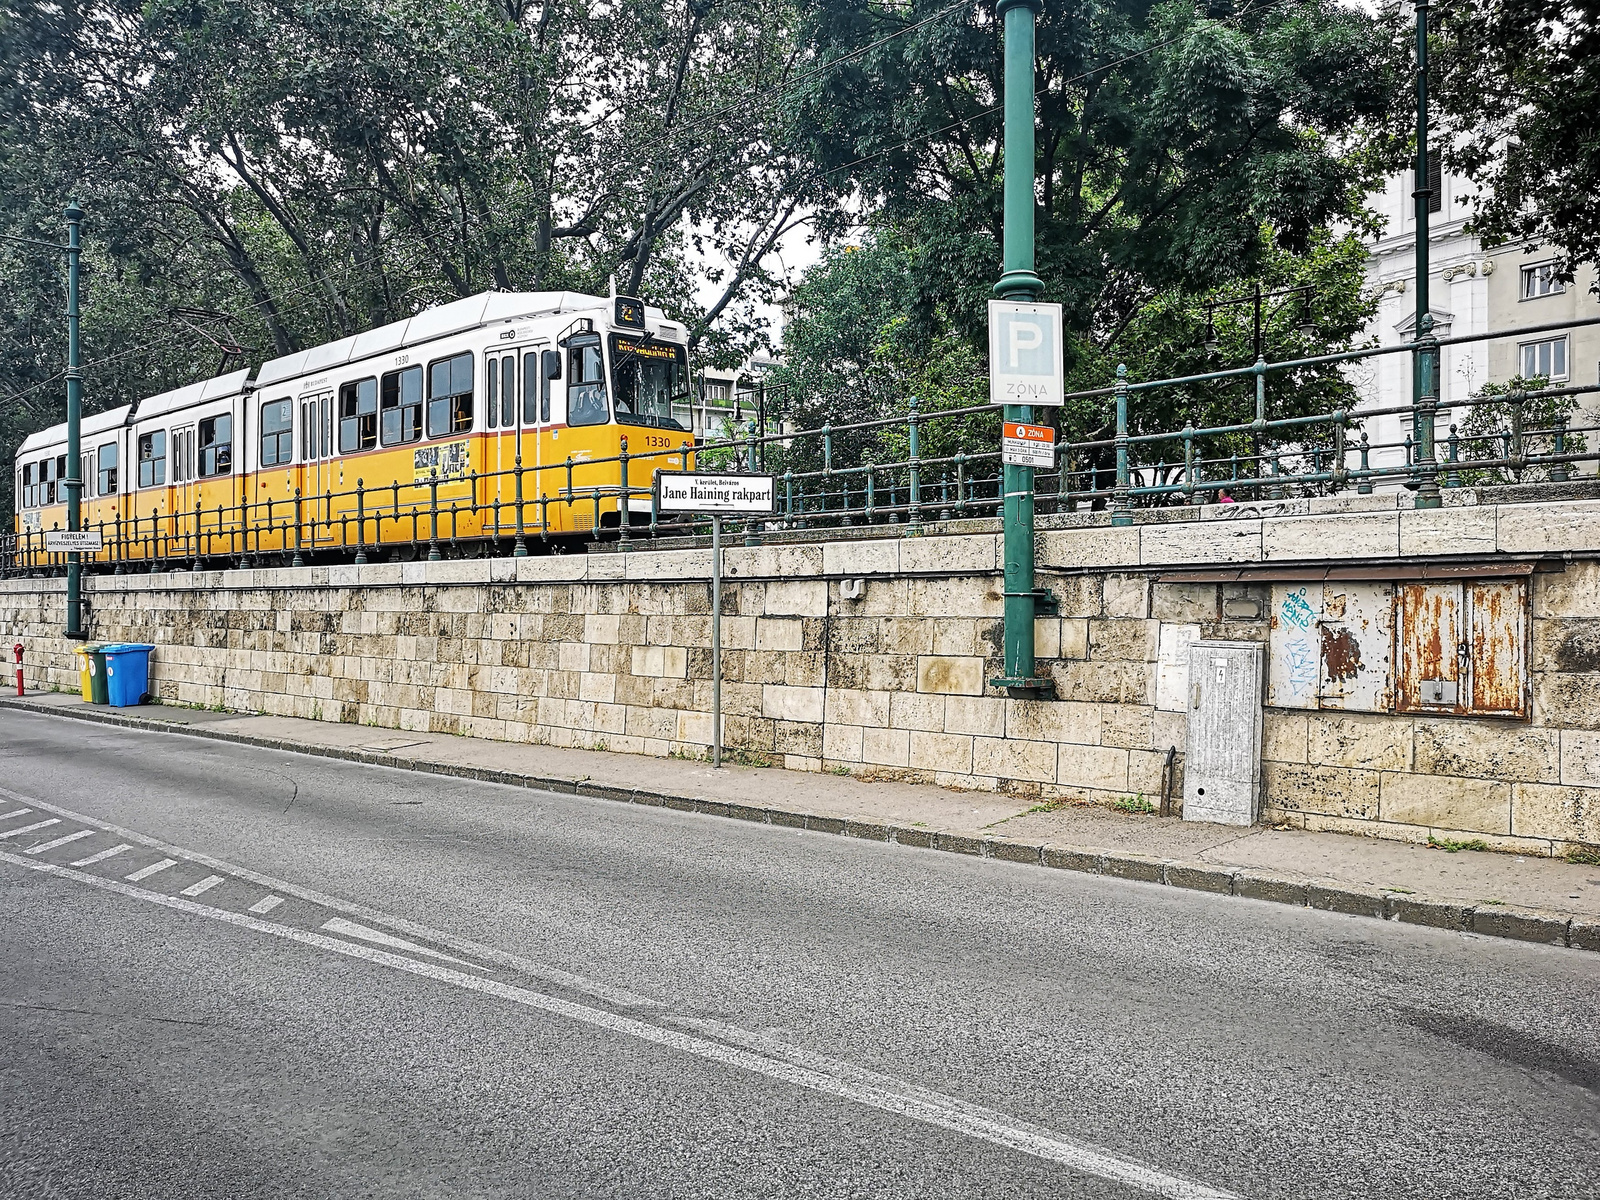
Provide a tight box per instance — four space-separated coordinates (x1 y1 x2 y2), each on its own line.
655 471 776 514
988 300 1065 407
1001 421 1056 469
44 529 103 552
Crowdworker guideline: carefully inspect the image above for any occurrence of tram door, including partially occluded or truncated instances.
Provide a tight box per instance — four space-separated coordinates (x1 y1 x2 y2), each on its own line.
169 423 197 551
297 390 334 541
484 349 523 537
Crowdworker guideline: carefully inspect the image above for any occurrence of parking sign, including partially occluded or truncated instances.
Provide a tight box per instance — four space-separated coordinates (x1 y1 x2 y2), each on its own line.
988 300 1065 407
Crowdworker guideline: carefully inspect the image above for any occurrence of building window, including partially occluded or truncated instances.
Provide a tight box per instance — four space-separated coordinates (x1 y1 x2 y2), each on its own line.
1520 337 1568 382
1416 148 1443 215
381 365 423 445
97 443 118 495
199 414 232 476
338 378 379 453
137 431 166 488
260 400 293 466
427 352 474 437
1520 262 1565 299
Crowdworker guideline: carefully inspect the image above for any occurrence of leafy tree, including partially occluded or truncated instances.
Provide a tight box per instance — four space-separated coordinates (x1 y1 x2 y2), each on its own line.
1436 0 1600 287
1453 376 1587 485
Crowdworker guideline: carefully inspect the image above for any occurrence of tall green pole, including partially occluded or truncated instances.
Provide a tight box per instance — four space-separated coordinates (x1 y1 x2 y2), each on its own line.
993 0 1047 697
64 199 86 638
1410 0 1441 509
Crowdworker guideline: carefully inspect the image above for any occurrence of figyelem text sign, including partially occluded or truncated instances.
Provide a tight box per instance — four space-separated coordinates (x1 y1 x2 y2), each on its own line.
655 471 776 514
988 299 1065 407
44 529 103 552
1002 421 1056 469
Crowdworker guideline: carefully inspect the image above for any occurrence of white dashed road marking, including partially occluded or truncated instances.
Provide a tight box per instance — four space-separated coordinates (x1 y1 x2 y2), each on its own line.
25 829 96 856
179 875 225 898
321 917 475 967
126 858 177 882
0 804 1243 1200
0 807 34 822
0 819 59 841
71 843 131 868
247 895 284 916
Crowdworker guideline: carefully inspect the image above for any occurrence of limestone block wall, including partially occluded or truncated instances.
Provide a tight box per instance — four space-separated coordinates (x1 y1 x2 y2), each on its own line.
5 492 1600 856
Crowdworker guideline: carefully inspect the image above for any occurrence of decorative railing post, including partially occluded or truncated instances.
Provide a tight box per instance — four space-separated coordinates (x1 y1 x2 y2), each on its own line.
193 498 203 572
354 479 368 565
618 435 632 551
1111 363 1133 526
427 471 441 561
907 395 922 534
1445 426 1462 489
292 488 305 567
512 463 528 557
1551 415 1571 483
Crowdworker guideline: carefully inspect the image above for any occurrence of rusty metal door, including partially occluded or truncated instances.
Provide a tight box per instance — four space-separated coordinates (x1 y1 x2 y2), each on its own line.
1395 579 1528 719
1466 580 1528 717
1395 582 1464 713
1317 584 1394 711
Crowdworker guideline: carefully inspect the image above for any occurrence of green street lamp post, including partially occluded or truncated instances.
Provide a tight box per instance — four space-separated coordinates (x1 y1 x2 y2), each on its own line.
64 200 86 637
1411 0 1442 509
993 0 1049 697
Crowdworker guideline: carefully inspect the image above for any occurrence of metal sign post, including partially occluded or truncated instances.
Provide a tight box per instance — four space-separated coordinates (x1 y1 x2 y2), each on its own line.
654 471 776 768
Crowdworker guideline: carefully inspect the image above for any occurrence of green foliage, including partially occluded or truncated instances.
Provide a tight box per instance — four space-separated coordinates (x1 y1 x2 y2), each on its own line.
1452 377 1587 486
1437 0 1600 289
0 0 816 509
1427 834 1492 854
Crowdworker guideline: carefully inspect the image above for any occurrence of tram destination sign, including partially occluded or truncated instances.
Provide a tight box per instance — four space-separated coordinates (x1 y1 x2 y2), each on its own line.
43 529 103 552
988 299 1065 407
655 470 776 514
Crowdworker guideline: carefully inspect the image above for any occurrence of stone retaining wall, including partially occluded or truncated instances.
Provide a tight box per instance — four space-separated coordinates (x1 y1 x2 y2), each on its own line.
6 491 1600 857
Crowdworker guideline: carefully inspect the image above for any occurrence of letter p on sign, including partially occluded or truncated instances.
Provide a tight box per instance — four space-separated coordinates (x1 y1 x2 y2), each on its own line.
989 300 1065 407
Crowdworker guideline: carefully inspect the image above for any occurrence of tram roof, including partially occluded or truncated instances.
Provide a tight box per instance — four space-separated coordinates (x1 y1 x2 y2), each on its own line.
253 291 624 390
18 404 134 455
130 368 254 423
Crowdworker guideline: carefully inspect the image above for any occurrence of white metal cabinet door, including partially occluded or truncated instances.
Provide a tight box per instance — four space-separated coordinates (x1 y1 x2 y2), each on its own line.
1183 640 1265 826
1317 583 1394 712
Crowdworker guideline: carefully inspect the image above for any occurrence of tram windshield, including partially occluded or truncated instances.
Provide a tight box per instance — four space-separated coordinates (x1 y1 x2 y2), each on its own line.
610 334 688 431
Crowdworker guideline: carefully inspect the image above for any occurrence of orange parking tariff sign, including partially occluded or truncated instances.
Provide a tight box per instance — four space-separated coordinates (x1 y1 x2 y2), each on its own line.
1001 421 1055 468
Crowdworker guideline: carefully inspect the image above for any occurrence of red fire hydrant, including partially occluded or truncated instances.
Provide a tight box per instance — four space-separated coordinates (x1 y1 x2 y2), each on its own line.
13 643 22 698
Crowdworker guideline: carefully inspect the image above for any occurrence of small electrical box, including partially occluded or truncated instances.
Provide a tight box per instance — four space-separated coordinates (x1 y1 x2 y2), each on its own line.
1183 640 1266 827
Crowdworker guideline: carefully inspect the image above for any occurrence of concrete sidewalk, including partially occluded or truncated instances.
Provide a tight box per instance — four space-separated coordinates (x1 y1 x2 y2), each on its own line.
5 690 1597 952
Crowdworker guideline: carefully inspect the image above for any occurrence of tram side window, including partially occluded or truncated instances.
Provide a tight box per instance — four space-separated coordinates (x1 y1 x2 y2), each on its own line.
137 431 166 488
21 463 33 508
499 357 516 429
97 443 118 494
381 365 423 445
199 415 232 476
260 400 293 466
339 378 379 453
427 352 474 437
567 338 607 427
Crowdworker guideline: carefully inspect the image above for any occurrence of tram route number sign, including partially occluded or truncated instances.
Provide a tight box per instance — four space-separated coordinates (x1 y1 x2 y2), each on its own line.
1001 421 1056 469
988 299 1065 407
655 471 776 515
44 529 103 552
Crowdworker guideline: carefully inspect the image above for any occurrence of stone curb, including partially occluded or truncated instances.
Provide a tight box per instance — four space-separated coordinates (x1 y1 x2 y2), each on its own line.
1 696 1586 954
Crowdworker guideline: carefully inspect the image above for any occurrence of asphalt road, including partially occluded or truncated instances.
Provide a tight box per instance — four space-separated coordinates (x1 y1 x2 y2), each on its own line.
1 706 1597 1200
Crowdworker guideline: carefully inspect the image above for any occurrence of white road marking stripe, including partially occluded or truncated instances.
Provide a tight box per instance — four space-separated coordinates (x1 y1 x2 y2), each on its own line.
247 895 283 916
0 844 1241 1200
0 807 34 822
24 829 95 856
179 874 225 898
321 917 474 967
0 818 59 840
125 858 176 882
71 843 132 868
